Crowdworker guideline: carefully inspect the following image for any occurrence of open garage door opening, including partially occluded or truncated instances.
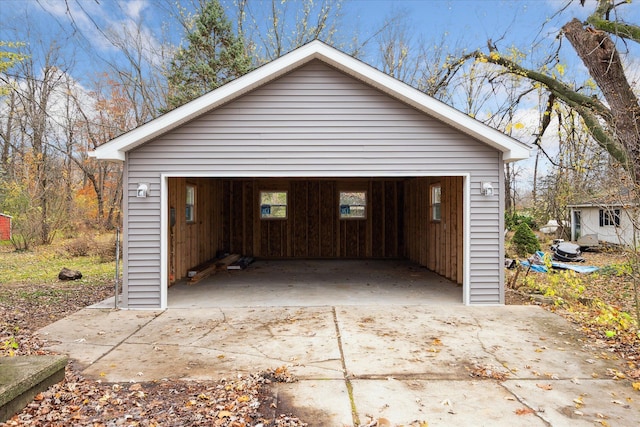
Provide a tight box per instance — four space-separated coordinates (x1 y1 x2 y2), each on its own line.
165 176 465 307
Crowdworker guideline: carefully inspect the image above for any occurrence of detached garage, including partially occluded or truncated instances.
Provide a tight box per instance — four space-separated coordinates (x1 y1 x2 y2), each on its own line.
92 41 529 309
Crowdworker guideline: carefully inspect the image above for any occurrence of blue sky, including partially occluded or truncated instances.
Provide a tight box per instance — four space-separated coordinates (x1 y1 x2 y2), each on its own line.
2 0 638 186
5 0 638 82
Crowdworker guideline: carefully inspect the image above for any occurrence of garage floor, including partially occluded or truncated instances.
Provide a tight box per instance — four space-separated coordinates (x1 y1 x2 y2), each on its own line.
168 259 463 308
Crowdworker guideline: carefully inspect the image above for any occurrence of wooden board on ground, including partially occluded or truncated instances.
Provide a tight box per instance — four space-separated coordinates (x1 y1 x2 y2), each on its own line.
188 254 240 285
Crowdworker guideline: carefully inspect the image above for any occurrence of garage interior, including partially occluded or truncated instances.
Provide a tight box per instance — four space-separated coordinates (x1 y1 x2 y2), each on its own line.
167 177 464 305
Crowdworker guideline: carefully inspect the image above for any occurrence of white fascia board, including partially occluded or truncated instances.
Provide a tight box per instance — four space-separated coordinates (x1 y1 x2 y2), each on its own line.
91 40 530 162
568 203 637 208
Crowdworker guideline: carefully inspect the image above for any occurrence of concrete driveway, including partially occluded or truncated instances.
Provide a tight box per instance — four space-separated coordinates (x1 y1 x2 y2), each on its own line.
37 305 638 426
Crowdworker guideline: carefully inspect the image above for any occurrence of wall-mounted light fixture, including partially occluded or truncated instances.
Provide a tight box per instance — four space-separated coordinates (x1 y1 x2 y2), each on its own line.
136 183 149 198
481 182 494 197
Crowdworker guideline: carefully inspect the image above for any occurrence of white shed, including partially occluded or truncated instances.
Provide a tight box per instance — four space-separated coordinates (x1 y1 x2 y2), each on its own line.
569 202 638 246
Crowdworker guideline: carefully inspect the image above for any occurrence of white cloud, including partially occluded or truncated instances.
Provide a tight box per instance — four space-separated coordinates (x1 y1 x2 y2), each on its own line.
125 0 148 20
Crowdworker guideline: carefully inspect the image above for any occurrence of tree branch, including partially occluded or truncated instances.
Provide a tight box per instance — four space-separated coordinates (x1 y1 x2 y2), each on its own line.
586 0 640 43
470 50 612 120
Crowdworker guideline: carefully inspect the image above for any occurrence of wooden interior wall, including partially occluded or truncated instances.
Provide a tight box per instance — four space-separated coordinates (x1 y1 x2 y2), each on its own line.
169 177 462 284
168 177 222 283
403 177 464 285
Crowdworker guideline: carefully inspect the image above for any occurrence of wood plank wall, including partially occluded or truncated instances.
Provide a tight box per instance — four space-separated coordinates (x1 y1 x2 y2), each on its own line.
168 177 462 285
403 176 463 284
167 177 223 283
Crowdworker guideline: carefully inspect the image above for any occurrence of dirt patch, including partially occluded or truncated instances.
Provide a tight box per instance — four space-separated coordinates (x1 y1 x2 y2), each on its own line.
505 288 534 305
275 389 332 427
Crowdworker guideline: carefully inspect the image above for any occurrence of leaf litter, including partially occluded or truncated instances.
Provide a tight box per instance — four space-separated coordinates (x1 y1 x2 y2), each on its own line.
0 281 308 426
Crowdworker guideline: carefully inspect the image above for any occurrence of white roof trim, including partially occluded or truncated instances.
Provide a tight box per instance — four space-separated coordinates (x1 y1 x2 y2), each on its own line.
91 40 530 162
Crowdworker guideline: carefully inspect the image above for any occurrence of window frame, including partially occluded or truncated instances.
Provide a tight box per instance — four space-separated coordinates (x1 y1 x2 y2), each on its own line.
259 190 288 220
431 183 442 221
186 184 196 224
339 190 367 220
599 208 621 227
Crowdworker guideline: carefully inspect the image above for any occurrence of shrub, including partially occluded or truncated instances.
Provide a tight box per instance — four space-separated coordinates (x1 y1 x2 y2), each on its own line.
60 234 116 262
511 222 540 256
62 235 94 257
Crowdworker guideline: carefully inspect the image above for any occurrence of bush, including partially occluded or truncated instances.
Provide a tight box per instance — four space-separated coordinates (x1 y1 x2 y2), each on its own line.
61 235 94 257
60 234 117 262
511 222 540 256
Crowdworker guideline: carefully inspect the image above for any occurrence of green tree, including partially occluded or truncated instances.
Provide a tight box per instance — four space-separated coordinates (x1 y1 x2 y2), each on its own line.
0 41 27 95
164 0 251 111
511 223 540 257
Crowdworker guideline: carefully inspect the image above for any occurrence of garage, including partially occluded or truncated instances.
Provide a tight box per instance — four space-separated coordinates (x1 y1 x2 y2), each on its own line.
92 41 530 309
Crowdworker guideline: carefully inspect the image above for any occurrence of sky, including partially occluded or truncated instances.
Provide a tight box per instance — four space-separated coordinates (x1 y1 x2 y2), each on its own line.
1 0 639 189
6 0 637 76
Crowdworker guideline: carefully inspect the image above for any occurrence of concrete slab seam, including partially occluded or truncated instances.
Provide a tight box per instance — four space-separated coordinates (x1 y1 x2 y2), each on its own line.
332 307 358 427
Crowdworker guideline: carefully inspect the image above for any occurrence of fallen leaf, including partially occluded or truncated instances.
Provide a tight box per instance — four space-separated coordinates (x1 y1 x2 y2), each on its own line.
536 384 552 391
515 407 535 415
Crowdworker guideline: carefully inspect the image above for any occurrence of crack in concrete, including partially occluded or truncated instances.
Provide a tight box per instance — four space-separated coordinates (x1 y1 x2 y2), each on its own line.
469 313 557 427
183 307 227 343
84 310 164 370
500 382 553 426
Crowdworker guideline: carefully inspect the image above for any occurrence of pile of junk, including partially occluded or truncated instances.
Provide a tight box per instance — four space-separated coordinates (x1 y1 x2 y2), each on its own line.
507 239 599 274
550 240 585 262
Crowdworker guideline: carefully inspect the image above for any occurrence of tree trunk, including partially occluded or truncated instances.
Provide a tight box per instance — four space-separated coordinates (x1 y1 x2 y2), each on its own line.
563 18 640 184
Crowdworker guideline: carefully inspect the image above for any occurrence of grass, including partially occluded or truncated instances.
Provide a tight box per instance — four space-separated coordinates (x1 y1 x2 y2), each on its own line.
0 237 118 287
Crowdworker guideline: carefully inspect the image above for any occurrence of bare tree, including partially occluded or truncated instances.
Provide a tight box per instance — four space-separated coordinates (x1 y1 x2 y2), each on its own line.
464 0 639 187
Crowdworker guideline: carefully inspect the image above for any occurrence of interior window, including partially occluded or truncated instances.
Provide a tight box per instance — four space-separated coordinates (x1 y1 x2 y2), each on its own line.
339 191 366 219
431 184 441 221
186 184 195 223
260 191 288 219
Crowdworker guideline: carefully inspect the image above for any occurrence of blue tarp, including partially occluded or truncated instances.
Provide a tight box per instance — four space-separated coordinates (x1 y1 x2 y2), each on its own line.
519 251 599 274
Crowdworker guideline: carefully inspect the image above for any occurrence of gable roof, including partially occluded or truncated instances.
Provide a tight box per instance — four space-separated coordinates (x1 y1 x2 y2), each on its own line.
91 40 530 162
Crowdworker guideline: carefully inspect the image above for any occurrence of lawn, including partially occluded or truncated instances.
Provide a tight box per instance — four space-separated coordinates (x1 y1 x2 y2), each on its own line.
0 236 120 340
0 238 117 286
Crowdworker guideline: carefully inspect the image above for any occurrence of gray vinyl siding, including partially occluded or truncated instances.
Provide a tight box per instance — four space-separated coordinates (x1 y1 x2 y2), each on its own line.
124 60 503 307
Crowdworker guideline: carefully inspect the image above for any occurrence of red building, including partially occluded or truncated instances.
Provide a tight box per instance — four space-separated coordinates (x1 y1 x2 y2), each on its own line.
0 213 12 241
